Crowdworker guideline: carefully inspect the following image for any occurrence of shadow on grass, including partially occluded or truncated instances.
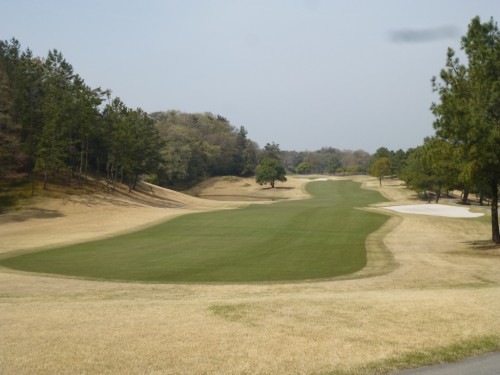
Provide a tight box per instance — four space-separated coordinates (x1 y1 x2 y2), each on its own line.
32 179 186 210
261 186 295 190
467 240 500 249
0 208 64 224
463 240 500 253
0 195 17 214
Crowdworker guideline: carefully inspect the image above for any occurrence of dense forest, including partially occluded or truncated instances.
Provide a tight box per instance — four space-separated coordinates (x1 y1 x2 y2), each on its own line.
0 38 163 192
1 37 408 196
0 38 261 192
151 111 258 189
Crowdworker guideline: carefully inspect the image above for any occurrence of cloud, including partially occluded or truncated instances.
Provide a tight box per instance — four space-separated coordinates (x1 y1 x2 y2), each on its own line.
389 25 459 43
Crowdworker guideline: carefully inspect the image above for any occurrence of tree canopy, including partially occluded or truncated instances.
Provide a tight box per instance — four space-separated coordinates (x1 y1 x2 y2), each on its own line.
401 137 459 202
280 147 375 175
370 157 391 186
152 111 257 188
255 158 287 188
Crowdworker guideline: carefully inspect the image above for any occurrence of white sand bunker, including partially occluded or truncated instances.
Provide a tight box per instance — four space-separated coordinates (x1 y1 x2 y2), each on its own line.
384 204 484 218
314 178 329 181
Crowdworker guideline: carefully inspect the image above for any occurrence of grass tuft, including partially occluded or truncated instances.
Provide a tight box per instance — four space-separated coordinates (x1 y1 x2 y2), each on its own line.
209 303 252 323
221 176 241 182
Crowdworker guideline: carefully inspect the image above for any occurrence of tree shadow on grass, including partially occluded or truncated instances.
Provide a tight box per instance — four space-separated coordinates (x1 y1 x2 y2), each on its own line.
465 240 500 252
0 208 64 224
261 186 295 190
62 191 186 209
0 195 18 213
55 180 186 209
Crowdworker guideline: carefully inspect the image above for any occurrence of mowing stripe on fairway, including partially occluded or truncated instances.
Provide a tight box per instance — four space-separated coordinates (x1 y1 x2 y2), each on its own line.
0 180 390 282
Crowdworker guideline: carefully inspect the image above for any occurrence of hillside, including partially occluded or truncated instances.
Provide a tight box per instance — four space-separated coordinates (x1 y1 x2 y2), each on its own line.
0 176 309 254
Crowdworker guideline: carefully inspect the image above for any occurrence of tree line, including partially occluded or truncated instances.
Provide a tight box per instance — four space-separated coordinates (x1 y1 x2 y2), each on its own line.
283 146 410 178
0 39 164 192
2 37 397 195
0 39 259 192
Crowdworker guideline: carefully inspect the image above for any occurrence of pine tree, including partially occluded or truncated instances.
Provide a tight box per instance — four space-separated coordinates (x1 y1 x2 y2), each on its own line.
432 17 500 242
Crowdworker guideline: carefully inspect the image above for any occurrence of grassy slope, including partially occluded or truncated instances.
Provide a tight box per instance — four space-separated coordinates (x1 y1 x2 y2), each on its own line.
0 180 389 282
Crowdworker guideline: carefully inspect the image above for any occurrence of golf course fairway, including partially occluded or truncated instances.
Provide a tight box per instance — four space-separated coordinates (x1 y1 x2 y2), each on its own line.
0 180 390 282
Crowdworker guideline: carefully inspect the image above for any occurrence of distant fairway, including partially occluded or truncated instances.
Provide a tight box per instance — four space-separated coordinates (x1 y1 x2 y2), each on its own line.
0 180 389 282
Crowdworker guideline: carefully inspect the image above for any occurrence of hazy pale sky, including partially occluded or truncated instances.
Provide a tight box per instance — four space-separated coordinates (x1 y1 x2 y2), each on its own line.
2 0 498 152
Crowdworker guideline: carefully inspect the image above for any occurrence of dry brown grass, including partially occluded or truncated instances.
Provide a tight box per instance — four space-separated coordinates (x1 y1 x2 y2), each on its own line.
0 176 499 374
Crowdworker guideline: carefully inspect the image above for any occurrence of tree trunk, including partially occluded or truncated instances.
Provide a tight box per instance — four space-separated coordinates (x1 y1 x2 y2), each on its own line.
112 165 118 191
461 189 469 204
435 190 441 203
78 140 84 187
491 181 500 243
128 175 138 193
43 172 48 190
107 164 112 188
31 173 36 196
84 142 89 175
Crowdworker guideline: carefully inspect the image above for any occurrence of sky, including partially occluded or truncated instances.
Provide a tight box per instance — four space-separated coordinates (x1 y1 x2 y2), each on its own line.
1 0 498 152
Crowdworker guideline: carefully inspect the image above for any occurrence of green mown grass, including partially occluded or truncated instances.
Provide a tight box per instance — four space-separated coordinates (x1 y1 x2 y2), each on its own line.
0 180 389 282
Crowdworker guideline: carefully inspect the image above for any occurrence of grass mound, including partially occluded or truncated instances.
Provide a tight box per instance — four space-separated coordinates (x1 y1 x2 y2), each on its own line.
0 180 389 282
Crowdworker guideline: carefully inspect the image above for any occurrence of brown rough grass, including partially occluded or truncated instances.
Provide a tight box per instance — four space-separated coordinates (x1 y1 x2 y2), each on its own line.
0 176 499 374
